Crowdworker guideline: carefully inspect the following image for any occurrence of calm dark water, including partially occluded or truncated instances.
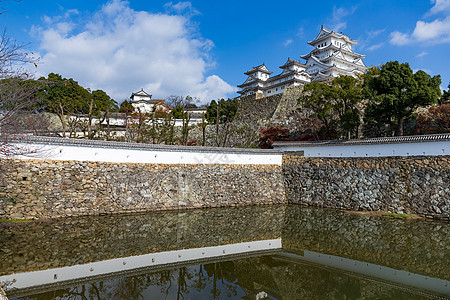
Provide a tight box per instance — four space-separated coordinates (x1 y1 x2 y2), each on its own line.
0 205 449 299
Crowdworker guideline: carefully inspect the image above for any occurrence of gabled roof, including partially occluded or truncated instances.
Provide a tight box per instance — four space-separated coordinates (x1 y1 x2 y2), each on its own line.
301 43 365 61
307 25 357 46
353 58 366 67
244 63 273 75
321 53 367 69
130 88 152 99
312 71 333 82
305 55 330 68
237 76 261 88
279 58 307 69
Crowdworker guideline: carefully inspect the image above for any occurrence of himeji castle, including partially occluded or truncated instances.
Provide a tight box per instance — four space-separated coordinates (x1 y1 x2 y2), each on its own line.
237 26 367 97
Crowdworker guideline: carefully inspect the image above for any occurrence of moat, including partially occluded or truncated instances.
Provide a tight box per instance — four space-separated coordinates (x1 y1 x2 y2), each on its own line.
1 205 449 299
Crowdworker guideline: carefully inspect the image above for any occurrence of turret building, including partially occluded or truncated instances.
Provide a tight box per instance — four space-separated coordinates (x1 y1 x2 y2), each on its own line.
237 26 366 97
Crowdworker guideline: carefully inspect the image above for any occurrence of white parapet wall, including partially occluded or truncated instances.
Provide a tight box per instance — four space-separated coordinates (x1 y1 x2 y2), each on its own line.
273 134 450 158
3 136 282 165
0 239 281 293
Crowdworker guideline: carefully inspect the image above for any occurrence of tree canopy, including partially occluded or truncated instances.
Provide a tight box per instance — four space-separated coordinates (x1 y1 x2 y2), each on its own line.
206 98 238 124
441 82 450 104
299 75 363 139
119 100 134 114
363 61 441 136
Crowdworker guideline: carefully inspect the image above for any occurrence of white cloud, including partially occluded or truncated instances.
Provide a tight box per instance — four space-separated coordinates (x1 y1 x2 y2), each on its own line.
367 42 384 51
164 1 200 17
33 0 235 104
357 28 385 50
390 1 450 45
426 0 450 16
283 39 293 47
330 6 357 32
367 29 385 38
389 31 412 45
416 51 429 57
412 17 450 42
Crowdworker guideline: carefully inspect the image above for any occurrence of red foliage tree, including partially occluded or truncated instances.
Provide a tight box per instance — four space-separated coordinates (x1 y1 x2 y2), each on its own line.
258 126 291 149
416 104 450 134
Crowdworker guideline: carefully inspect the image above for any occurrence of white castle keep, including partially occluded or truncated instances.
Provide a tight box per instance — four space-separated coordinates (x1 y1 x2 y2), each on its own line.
237 26 367 97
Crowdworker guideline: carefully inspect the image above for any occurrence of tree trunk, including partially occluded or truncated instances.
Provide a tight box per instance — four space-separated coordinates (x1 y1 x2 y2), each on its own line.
202 124 206 146
396 117 404 136
88 98 94 139
58 102 66 137
106 109 110 140
216 103 220 147
222 122 232 147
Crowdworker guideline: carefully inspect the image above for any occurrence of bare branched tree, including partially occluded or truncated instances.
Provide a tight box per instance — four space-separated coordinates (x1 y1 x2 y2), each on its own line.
0 28 42 157
0 0 23 16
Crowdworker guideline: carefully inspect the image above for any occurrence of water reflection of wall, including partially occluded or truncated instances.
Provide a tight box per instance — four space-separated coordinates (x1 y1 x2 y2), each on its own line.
0 206 286 276
1 205 448 296
282 206 450 281
258 256 435 299
14 256 441 300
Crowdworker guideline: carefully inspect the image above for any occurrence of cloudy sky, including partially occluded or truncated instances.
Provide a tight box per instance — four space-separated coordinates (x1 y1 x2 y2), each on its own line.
2 0 450 103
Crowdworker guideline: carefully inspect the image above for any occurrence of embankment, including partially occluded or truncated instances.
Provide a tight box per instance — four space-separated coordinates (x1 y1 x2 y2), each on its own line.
283 153 449 219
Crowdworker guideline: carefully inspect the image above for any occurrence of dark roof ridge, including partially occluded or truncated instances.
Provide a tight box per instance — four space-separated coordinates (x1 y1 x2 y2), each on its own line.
273 133 450 147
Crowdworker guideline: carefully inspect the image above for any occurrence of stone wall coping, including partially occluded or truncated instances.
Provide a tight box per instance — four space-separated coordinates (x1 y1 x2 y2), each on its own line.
11 135 281 155
273 133 450 148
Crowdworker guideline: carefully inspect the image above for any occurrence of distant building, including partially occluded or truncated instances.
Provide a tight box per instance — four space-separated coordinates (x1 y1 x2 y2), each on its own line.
130 89 166 113
185 107 207 119
237 26 366 97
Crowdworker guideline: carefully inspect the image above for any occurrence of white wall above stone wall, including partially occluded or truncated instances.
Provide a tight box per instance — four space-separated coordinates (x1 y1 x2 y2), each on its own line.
6 136 282 165
273 134 450 158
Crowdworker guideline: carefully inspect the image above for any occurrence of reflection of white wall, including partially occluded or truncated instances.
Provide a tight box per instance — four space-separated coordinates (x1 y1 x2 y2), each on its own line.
273 137 450 158
9 138 282 165
0 239 281 292
278 251 449 296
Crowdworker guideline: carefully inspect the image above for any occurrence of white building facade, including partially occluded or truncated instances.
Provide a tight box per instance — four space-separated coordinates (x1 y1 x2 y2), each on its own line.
238 26 367 97
130 89 166 113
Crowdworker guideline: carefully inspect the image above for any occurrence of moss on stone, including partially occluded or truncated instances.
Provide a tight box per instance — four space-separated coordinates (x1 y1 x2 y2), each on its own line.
0 218 31 223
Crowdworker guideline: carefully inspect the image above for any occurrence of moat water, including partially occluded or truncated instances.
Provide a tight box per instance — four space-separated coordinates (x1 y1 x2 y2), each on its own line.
0 205 449 299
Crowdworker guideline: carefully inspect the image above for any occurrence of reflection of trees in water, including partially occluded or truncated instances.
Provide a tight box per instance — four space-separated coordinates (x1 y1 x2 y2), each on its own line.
15 255 439 300
22 262 241 300
203 261 239 299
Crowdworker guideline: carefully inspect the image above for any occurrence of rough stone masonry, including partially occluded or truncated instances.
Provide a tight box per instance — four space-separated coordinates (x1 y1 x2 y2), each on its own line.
1 153 449 220
0 159 286 220
283 153 450 219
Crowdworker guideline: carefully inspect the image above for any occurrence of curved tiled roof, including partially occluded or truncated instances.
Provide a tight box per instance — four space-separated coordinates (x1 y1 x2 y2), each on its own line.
308 27 357 46
244 64 273 75
10 135 281 155
273 133 450 147
130 88 151 98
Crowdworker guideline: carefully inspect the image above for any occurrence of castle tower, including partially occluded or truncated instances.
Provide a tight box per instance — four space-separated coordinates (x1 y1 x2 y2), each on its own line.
300 25 366 82
237 64 273 97
237 26 367 97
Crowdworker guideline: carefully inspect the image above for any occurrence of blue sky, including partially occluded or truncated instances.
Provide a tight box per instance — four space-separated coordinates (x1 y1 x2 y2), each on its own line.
2 0 449 103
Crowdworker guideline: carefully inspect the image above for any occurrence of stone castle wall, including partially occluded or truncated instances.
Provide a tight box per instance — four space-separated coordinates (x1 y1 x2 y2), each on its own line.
157 86 305 148
227 86 307 147
283 153 450 219
0 159 286 220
